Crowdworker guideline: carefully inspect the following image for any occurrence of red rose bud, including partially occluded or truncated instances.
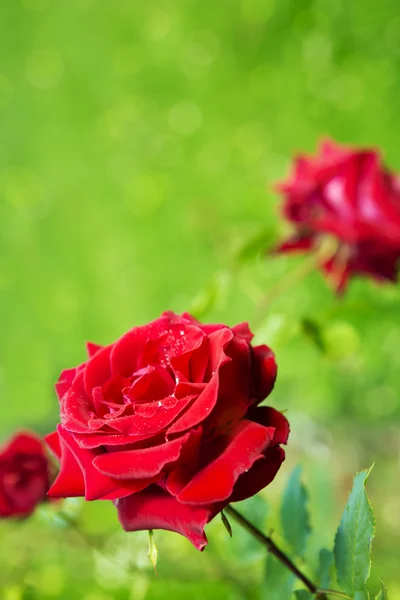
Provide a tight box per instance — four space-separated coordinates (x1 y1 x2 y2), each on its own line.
275 138 400 292
46 311 288 550
0 431 52 518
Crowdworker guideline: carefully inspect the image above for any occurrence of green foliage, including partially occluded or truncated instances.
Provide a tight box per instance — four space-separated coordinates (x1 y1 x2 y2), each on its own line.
294 591 313 600
233 227 277 265
334 467 376 596
221 511 233 537
280 466 311 557
188 271 231 319
376 581 389 600
301 318 326 353
263 553 295 600
317 548 334 589
0 0 399 596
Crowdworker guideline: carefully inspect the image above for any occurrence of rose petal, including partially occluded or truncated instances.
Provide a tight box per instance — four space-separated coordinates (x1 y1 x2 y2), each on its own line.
247 406 290 445
207 328 233 374
45 430 61 459
93 431 192 480
45 429 85 498
231 322 254 343
275 235 314 254
189 338 210 383
116 487 218 550
251 345 277 404
203 335 251 434
55 368 80 402
50 426 156 501
177 420 274 504
84 345 112 397
72 431 145 449
106 395 194 437
86 342 103 357
229 446 286 503
110 313 179 377
3 431 45 456
165 427 203 497
60 370 93 434
166 374 220 436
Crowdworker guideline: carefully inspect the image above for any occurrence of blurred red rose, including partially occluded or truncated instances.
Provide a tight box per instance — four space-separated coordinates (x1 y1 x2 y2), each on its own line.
46 311 288 549
0 431 51 518
275 139 400 292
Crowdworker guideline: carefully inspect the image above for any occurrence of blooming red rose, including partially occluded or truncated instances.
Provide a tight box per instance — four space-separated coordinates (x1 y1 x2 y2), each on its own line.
275 139 400 292
46 311 288 549
0 431 51 518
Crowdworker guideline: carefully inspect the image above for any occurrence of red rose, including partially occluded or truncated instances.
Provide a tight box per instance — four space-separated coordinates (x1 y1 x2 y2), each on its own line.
276 139 400 292
0 431 51 518
46 311 288 549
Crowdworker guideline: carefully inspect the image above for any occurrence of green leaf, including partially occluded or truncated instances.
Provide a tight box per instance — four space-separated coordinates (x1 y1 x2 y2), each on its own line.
334 467 375 596
301 318 326 353
354 592 370 600
280 466 311 557
263 553 295 600
233 227 276 264
294 591 313 600
148 530 158 575
189 271 231 319
221 511 232 537
317 548 334 588
375 580 389 600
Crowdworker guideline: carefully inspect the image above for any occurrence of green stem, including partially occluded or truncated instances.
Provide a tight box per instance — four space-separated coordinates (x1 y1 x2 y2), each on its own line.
253 253 317 327
226 505 328 599
317 591 352 599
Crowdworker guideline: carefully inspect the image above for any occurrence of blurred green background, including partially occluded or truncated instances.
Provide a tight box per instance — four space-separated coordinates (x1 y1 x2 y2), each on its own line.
1 0 400 598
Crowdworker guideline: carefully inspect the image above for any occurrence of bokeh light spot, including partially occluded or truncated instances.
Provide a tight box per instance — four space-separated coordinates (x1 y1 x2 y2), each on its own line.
241 0 274 23
0 167 49 220
124 172 167 216
143 7 171 41
25 49 64 89
113 45 143 75
168 102 202 135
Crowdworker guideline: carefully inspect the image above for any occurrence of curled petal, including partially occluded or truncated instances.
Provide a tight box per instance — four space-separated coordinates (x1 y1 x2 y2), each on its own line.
60 370 93 434
116 488 218 550
86 342 103 357
55 368 80 403
252 345 277 403
84 345 112 397
177 420 274 505
204 335 252 434
167 375 220 435
93 431 192 480
247 406 290 445
229 446 286 503
45 430 85 498
110 313 180 377
231 322 254 343
48 426 155 501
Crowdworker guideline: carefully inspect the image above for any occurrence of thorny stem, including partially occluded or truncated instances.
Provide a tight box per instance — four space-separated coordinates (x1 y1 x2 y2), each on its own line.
225 505 328 599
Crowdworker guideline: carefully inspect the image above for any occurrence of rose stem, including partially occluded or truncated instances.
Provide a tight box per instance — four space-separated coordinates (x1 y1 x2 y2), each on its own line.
225 505 327 599
254 253 317 325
